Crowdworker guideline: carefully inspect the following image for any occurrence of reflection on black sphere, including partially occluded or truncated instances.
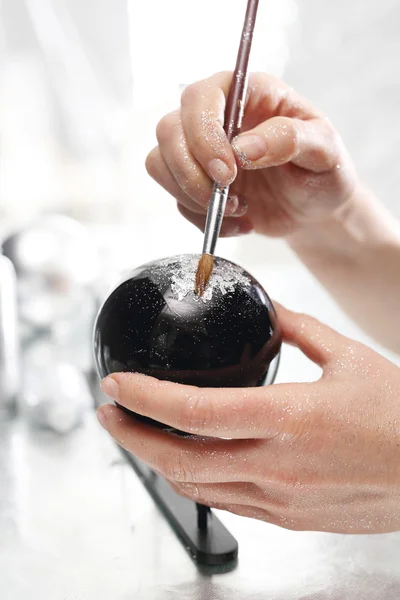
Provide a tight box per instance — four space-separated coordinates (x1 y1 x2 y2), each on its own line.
94 255 281 428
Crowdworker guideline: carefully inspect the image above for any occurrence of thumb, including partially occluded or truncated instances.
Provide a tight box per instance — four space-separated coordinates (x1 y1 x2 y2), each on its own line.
274 303 353 368
233 116 339 173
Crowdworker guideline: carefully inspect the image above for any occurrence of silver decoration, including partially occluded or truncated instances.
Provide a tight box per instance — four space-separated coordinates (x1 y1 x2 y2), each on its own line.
2 214 100 372
21 337 93 434
2 214 100 328
156 254 251 302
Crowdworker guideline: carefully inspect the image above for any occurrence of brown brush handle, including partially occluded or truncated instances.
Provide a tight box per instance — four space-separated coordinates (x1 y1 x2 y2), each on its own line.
200 0 260 259
224 0 259 142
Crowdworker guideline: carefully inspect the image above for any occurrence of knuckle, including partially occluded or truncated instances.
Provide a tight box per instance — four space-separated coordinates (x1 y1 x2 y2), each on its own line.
145 148 158 178
316 150 336 171
320 122 343 166
176 481 201 501
156 112 179 144
325 122 341 148
276 469 303 489
295 311 321 332
289 397 324 442
192 125 217 152
154 452 178 480
251 72 285 97
181 81 203 106
155 117 169 143
288 417 310 442
191 129 206 148
157 451 193 483
167 145 192 181
339 339 362 361
214 69 233 82
178 392 217 433
285 119 301 155
267 117 300 160
153 453 169 478
280 478 307 499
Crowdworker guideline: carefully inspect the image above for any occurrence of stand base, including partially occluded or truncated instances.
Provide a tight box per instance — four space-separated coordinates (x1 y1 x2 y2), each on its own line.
121 449 238 570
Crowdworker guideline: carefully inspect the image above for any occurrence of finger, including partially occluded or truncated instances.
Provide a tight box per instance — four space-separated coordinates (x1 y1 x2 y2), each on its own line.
177 204 253 236
171 481 241 504
168 486 278 524
180 74 237 186
171 481 257 506
274 303 355 367
243 72 319 124
232 116 341 173
155 111 213 207
170 481 288 514
100 372 321 439
179 72 319 185
96 404 254 483
146 146 246 218
146 147 209 214
218 504 280 524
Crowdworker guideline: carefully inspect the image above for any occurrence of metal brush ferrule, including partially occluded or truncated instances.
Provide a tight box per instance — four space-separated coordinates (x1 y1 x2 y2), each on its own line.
202 184 229 255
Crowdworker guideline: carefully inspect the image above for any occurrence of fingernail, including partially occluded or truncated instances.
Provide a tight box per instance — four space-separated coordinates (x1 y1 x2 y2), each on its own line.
226 195 248 218
100 376 119 401
96 407 109 431
208 158 235 185
225 195 239 215
233 197 248 217
233 135 268 162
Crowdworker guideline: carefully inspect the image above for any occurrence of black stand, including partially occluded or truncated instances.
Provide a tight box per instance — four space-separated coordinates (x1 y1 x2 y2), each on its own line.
197 503 211 531
121 449 238 570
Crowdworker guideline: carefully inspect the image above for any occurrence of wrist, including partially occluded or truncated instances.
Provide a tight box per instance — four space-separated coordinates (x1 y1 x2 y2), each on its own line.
287 183 398 264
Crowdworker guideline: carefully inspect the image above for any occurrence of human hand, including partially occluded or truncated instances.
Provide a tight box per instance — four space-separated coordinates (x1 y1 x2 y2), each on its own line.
146 72 358 237
97 305 400 533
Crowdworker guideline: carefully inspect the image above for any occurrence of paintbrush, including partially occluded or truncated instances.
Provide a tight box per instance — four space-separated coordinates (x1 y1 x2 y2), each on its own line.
194 0 259 296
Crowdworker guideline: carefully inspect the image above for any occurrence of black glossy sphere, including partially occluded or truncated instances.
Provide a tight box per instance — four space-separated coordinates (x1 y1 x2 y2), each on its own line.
94 255 281 428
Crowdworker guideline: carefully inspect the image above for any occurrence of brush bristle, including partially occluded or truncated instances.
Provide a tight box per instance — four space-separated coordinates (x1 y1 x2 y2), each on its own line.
195 254 214 296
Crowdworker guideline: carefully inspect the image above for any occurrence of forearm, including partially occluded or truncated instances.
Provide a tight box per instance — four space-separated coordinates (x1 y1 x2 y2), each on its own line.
288 185 400 353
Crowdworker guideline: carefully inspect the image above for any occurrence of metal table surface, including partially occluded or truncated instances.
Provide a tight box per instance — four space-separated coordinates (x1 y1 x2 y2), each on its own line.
1 413 400 600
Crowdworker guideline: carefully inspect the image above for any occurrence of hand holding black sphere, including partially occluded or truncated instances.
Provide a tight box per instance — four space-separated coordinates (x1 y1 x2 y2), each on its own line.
94 255 281 430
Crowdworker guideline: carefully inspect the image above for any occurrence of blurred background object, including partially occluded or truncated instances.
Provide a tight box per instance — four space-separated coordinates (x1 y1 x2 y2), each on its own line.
21 337 93 433
1 214 99 430
0 252 19 418
2 214 99 358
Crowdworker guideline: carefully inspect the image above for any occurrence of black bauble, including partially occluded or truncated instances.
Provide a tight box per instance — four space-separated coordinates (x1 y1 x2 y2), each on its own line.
94 254 281 429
